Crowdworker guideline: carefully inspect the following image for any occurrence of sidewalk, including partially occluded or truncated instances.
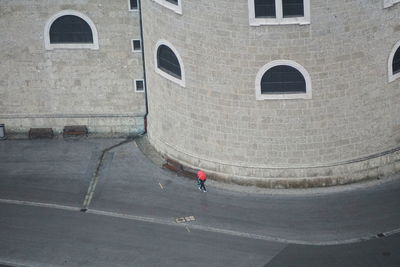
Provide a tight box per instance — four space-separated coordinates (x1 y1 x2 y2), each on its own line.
0 137 122 207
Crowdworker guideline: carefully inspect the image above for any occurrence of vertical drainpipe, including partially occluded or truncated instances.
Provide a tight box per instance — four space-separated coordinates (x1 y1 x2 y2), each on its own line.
138 0 149 134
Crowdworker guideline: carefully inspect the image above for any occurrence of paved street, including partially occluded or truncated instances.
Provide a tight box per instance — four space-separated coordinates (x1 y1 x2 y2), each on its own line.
0 137 399 266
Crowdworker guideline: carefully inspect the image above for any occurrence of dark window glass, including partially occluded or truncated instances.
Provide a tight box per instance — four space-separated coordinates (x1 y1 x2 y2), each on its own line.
165 0 178 5
393 48 400 74
50 15 93 44
261 65 306 94
130 0 138 10
254 0 276 18
157 45 181 79
136 80 144 91
133 40 141 51
282 0 304 17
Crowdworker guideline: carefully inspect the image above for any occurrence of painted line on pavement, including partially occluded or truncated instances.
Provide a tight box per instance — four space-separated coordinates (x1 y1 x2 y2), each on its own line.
0 260 30 267
86 209 292 243
383 228 400 236
1 198 399 246
0 199 80 212
85 209 399 246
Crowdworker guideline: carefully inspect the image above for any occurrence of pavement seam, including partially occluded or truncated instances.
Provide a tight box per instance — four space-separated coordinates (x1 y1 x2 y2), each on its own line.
1 198 399 246
80 138 134 212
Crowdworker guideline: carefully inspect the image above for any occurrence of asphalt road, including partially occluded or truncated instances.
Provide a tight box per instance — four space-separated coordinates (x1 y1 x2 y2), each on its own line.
0 203 284 267
0 138 399 266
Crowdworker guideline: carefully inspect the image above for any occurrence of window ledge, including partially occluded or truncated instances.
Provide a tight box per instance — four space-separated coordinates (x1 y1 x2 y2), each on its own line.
384 0 400 8
250 18 310 26
256 92 312 100
45 43 99 50
152 0 182 15
389 72 400 82
155 68 186 87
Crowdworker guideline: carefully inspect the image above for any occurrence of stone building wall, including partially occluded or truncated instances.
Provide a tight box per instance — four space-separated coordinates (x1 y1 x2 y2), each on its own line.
2 0 400 186
0 0 145 136
142 0 400 186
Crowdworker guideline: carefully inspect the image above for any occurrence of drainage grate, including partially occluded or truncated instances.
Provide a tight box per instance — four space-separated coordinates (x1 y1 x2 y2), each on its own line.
382 251 391 256
175 216 195 223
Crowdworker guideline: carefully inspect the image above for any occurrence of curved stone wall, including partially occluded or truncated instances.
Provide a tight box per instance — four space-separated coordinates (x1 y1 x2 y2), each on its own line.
142 0 400 187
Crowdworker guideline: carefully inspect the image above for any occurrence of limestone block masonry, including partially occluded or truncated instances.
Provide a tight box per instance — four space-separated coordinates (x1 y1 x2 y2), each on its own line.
142 0 400 187
0 0 145 137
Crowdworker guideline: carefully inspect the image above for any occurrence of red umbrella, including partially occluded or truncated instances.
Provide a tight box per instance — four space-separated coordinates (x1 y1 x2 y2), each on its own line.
197 170 207 181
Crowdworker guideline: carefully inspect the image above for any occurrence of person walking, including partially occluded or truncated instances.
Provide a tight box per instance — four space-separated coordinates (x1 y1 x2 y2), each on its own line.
197 170 207 192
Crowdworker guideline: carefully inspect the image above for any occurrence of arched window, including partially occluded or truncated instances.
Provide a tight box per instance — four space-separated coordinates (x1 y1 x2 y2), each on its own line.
157 45 181 78
393 49 400 75
50 15 93 44
44 10 99 50
154 40 185 87
255 60 312 100
388 40 400 82
261 65 305 94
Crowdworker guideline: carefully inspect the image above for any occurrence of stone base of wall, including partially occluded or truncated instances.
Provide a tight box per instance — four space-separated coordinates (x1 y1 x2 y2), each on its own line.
0 115 145 139
148 135 400 189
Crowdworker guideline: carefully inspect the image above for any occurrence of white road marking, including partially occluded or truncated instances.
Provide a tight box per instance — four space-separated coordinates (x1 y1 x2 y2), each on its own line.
186 226 191 233
0 260 29 267
0 198 80 212
159 183 164 190
384 228 400 236
1 198 399 246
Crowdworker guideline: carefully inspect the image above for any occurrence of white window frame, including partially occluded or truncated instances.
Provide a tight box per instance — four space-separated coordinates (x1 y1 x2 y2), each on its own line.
388 40 400 82
255 60 312 100
152 0 182 15
154 39 186 87
44 10 99 50
128 0 139 11
131 39 142 52
384 0 400 8
248 0 310 26
134 79 145 92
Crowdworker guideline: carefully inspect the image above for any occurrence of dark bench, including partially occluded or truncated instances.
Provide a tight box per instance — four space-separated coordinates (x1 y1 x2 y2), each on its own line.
63 125 88 137
29 128 54 139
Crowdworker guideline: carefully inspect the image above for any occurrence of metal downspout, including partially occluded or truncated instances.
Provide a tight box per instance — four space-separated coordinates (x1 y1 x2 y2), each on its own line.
138 0 149 134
